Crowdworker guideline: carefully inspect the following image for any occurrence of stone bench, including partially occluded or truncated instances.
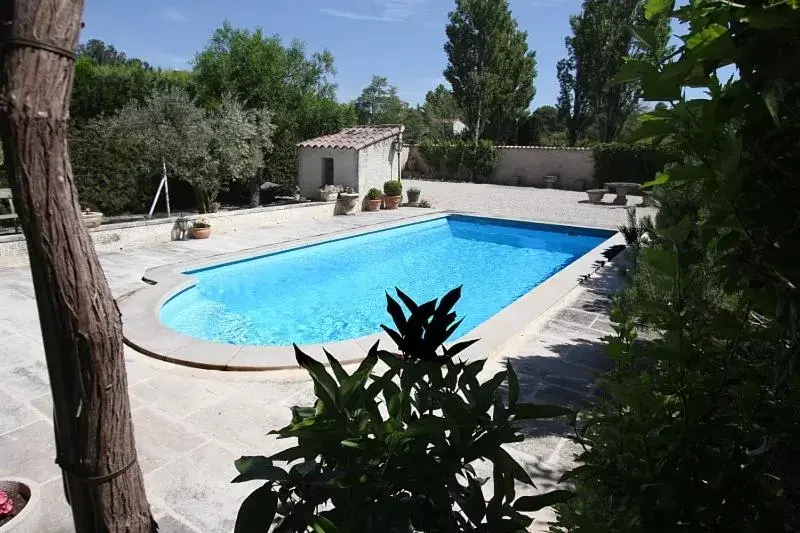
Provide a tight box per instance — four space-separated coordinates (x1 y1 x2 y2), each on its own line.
586 189 609 204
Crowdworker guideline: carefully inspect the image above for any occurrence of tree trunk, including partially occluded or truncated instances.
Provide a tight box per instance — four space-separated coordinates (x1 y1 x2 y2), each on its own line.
248 174 261 208
0 2 156 532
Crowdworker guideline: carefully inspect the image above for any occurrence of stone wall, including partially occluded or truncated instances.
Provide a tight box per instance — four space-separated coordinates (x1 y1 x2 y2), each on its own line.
298 147 358 200
404 144 596 191
0 202 336 268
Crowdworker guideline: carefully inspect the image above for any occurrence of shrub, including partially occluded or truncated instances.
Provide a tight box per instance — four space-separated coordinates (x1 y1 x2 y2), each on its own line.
553 1 800 531
233 287 575 532
593 142 679 186
418 139 498 182
383 179 402 196
366 187 382 200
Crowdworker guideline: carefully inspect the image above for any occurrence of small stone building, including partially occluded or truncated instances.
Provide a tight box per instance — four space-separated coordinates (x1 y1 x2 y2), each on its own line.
297 124 405 205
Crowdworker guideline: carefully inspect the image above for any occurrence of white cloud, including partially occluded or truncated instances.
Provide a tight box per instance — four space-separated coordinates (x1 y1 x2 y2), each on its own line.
320 8 402 22
321 0 429 23
160 7 187 23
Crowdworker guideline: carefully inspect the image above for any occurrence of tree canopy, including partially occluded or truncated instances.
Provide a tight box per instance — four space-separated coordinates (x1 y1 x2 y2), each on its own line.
444 0 537 143
557 0 669 144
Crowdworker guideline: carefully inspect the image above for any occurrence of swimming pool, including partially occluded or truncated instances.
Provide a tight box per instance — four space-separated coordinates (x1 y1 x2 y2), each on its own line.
158 214 613 347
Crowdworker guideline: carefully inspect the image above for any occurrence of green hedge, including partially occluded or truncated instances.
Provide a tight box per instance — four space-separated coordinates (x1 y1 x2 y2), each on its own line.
593 143 680 186
417 139 498 182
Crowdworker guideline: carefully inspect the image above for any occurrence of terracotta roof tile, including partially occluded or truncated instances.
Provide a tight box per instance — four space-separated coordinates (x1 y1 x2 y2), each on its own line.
297 124 404 150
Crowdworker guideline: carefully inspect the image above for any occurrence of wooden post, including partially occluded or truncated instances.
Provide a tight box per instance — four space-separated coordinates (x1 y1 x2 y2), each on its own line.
0 1 157 531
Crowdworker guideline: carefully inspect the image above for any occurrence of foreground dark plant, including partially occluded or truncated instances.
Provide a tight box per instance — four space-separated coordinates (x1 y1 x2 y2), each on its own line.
233 287 575 532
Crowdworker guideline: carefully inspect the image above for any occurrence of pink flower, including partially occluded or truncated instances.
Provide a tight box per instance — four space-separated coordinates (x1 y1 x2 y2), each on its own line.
0 489 14 517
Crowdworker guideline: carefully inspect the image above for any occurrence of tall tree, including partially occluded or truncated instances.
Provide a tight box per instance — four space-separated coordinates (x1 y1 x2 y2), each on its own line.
557 0 669 144
517 105 568 145
193 21 339 205
0 1 155 531
444 0 537 143
424 84 460 120
354 75 408 125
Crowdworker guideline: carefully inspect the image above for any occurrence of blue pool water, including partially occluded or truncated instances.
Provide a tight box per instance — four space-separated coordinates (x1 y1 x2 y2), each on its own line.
160 215 611 346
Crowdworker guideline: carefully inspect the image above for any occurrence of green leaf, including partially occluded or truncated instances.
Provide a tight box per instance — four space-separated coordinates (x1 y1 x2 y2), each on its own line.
385 293 408 330
294 345 340 410
437 285 463 317
478 370 508 411
764 86 780 126
609 59 657 86
233 456 288 483
268 446 308 463
380 325 404 350
341 351 378 398
513 403 573 421
324 348 348 384
629 24 660 52
493 446 534 486
559 464 593 483
513 490 575 512
643 247 678 277
643 172 669 188
644 0 673 20
445 338 479 358
234 484 277 533
310 516 339 533
395 287 418 312
507 361 519 408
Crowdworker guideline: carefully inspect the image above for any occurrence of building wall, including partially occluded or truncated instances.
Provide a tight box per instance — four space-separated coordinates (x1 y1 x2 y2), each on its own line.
298 147 358 199
494 146 595 190
404 145 596 191
357 137 402 198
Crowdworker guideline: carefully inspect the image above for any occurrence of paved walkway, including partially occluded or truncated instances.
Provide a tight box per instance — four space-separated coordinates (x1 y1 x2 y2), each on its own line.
405 178 654 229
0 187 628 532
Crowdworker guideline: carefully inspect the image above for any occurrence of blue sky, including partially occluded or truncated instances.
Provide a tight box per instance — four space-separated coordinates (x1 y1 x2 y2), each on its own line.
82 0 585 107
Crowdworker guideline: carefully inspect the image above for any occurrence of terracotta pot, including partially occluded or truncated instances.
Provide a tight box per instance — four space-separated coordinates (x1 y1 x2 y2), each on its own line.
383 195 401 210
0 478 41 533
190 226 211 239
366 199 383 211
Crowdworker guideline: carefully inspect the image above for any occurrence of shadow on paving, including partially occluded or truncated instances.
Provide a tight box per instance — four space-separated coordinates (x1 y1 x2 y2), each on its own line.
502 336 612 440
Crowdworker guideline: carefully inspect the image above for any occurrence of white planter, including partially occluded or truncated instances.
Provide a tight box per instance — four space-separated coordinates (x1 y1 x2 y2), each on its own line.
319 191 338 202
82 211 103 229
0 478 40 533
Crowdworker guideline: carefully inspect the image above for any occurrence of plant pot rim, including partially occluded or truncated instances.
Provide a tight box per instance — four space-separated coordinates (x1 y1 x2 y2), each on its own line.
383 195 402 199
338 193 359 198
193 224 211 229
0 478 40 531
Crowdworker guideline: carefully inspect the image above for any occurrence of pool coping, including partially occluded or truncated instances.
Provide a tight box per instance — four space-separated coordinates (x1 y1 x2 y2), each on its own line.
120 211 624 371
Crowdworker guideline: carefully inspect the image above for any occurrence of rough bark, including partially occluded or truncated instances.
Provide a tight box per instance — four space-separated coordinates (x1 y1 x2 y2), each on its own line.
0 1 156 531
249 175 261 208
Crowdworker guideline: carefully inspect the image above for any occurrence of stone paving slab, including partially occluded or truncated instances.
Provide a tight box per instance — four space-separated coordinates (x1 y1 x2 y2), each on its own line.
0 193 626 532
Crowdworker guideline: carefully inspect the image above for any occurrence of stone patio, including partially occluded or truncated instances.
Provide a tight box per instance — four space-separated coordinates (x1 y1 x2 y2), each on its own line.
0 182 631 532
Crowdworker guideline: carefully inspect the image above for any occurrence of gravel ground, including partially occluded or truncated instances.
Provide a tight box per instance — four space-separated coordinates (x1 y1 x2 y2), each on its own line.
405 179 655 230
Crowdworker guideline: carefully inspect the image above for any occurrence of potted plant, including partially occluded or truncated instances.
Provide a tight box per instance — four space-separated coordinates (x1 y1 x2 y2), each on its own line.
318 185 341 202
407 186 421 204
0 478 41 532
337 187 359 215
366 188 383 211
190 218 211 239
383 180 403 210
